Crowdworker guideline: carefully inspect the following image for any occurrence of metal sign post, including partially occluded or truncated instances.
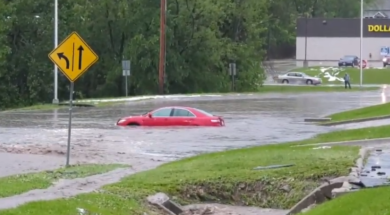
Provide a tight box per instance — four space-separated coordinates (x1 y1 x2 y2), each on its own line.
48 31 99 167
122 60 131 96
229 63 237 91
66 82 74 166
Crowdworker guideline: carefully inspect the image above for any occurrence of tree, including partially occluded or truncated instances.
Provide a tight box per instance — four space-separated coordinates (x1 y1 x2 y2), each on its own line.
0 0 370 109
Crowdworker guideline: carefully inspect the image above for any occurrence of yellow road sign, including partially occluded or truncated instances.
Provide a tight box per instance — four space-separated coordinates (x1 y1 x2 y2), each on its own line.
48 32 98 82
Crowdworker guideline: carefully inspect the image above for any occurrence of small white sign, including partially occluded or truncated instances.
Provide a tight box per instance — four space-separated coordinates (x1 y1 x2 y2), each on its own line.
122 70 130 76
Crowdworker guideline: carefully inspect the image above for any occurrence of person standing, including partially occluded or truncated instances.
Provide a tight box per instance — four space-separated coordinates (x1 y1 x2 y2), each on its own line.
344 73 351 89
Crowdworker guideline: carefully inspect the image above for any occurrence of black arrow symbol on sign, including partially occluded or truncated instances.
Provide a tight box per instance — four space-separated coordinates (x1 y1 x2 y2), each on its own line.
77 45 84 70
57 53 69 69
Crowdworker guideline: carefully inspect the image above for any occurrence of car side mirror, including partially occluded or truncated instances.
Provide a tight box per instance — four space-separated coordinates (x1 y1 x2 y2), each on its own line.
148 113 152 118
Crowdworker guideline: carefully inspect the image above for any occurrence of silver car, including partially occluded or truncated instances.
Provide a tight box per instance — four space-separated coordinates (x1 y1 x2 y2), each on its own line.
274 72 322 85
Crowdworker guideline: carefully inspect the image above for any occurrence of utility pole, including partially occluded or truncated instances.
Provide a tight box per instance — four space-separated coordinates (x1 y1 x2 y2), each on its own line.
360 0 363 87
158 0 166 94
52 0 59 104
304 14 308 68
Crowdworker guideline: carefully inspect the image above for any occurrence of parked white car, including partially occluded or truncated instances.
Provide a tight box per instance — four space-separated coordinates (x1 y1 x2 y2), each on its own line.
273 72 322 85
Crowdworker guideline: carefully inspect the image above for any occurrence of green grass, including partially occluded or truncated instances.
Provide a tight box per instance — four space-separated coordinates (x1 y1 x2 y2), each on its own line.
327 102 390 122
0 164 127 198
1 101 129 112
292 66 390 85
0 145 358 215
5 124 390 215
297 124 390 143
258 85 377 93
303 186 390 215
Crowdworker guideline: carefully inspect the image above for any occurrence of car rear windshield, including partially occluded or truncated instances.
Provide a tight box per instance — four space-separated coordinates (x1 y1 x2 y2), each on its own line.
194 108 214 116
344 56 355 59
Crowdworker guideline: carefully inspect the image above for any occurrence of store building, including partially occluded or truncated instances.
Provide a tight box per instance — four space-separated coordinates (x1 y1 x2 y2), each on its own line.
296 16 390 67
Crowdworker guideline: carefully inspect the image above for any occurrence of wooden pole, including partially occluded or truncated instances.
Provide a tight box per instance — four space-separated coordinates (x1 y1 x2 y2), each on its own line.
158 0 166 94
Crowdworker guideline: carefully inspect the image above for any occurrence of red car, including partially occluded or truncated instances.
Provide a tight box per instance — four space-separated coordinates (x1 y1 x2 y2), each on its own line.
116 106 225 127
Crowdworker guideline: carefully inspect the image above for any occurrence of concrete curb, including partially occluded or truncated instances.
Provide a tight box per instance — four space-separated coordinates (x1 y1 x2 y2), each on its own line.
292 137 390 147
320 115 390 126
286 177 346 214
286 148 367 214
58 103 95 107
147 193 183 215
331 148 367 198
304 118 331 122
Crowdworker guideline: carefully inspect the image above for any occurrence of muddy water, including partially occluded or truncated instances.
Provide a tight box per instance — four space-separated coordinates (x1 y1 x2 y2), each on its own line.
0 91 387 160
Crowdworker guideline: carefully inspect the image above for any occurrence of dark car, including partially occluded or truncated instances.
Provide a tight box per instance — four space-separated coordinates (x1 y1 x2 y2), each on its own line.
338 55 359 67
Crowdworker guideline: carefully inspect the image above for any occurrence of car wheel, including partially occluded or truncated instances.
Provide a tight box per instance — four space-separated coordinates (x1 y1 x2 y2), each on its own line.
306 79 313 85
127 122 140 126
282 79 289 84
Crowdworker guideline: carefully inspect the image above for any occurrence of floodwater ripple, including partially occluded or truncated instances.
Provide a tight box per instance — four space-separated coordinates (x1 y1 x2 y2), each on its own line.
0 91 388 160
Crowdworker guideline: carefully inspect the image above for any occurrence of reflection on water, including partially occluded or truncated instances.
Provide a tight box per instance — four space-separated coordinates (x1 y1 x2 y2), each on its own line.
0 91 388 158
381 85 388 103
360 149 390 187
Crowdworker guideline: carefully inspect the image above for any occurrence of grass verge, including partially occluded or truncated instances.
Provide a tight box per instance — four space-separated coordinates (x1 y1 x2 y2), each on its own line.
302 186 390 215
1 101 131 112
0 144 358 215
0 164 127 198
6 124 390 214
292 66 390 85
258 85 377 93
326 102 390 123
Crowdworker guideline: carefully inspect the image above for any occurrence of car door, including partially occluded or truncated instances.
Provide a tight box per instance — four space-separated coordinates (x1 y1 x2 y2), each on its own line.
295 73 305 84
286 72 297 84
143 108 173 126
171 108 196 126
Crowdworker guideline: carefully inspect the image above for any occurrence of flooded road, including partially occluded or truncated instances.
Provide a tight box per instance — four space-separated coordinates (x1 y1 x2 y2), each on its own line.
0 91 388 161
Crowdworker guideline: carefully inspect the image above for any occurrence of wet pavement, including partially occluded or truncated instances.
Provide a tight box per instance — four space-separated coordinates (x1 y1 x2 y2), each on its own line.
1 90 390 213
360 149 390 188
0 91 388 160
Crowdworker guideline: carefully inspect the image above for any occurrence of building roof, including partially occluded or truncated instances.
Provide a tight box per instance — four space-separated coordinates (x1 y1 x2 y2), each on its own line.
365 0 390 18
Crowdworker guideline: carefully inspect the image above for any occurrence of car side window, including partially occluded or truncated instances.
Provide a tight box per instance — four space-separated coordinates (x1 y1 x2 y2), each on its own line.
172 109 195 117
287 73 295 76
152 108 172 117
295 73 303 77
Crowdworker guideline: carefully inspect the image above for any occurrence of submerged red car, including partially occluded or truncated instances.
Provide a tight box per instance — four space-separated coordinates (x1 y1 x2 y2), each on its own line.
116 106 225 127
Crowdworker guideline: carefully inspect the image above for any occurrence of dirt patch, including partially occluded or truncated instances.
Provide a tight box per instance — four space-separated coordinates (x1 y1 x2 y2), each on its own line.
0 141 171 165
0 152 68 177
177 179 320 209
0 144 66 156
